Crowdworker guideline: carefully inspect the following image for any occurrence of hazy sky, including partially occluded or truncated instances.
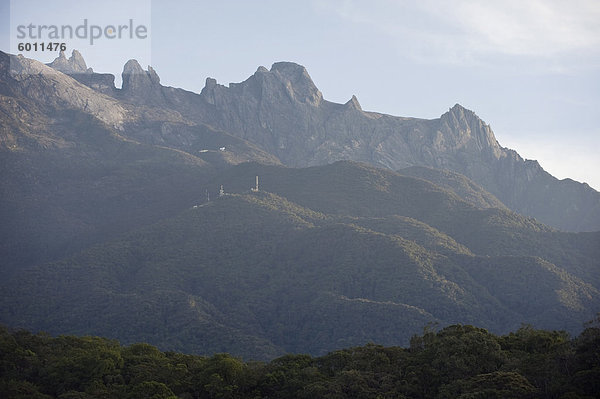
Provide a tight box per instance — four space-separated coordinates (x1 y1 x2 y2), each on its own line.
2 0 599 189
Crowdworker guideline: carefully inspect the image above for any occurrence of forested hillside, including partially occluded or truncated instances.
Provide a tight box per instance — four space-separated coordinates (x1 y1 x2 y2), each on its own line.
2 173 598 359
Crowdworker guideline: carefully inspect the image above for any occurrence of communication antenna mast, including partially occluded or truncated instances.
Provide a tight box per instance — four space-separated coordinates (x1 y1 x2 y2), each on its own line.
206 189 210 202
251 175 259 192
219 185 225 197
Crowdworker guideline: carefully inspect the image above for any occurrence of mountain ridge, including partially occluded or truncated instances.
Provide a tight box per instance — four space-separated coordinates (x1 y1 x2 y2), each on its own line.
2 184 597 359
1 50 599 361
37 50 598 231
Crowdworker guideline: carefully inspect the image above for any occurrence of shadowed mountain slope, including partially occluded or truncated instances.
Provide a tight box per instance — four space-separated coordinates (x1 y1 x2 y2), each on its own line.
1 166 598 359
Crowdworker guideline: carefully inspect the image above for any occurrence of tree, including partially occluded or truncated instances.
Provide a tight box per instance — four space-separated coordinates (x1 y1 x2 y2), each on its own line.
571 318 600 397
436 371 537 399
499 325 572 398
128 381 177 399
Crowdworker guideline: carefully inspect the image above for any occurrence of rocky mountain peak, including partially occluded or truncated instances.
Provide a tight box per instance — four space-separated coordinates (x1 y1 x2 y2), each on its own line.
121 59 161 99
269 62 323 106
122 59 144 75
199 61 323 108
270 61 308 75
440 103 472 127
44 49 116 96
3 52 126 128
47 50 92 74
443 103 477 122
437 103 500 157
450 103 467 112
345 95 362 111
4 51 600 233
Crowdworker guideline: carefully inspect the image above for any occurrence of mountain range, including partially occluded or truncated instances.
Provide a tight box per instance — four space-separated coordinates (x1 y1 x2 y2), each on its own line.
58 51 600 232
0 50 598 360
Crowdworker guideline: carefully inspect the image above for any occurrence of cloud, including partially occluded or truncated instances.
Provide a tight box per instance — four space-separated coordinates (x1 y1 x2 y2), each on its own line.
318 0 600 68
447 0 600 56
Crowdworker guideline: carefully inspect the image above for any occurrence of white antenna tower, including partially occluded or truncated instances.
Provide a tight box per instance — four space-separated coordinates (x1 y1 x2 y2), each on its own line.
219 185 225 197
251 175 259 192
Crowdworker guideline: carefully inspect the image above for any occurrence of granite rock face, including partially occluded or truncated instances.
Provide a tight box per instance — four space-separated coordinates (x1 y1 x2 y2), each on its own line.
47 50 118 96
121 59 164 104
47 50 92 74
186 64 600 232
41 54 600 231
7 52 127 128
191 65 502 172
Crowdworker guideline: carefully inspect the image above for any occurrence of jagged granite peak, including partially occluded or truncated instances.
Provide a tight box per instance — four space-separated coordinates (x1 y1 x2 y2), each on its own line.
122 58 145 74
3 51 126 127
205 77 218 87
437 103 502 158
192 65 600 231
147 66 161 84
47 50 93 74
32 51 600 232
44 50 117 95
442 104 491 132
122 59 160 82
70 50 90 72
443 103 477 124
47 50 67 69
121 59 162 101
200 77 225 105
214 61 323 106
448 103 468 114
268 61 323 106
344 95 362 111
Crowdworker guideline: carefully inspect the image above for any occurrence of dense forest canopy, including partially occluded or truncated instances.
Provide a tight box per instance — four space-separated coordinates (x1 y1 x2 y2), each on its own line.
1 321 599 399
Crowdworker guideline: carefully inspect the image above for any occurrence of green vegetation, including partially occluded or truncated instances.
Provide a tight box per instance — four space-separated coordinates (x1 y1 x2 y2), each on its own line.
398 165 510 211
215 161 600 289
1 105 598 361
1 322 598 399
1 190 598 360
0 109 212 274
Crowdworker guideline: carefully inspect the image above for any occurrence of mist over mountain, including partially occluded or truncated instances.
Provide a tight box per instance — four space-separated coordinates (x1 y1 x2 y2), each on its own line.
0 50 598 359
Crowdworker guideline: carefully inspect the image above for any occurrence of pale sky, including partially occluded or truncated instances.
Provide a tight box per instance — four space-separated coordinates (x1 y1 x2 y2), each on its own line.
2 0 599 190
